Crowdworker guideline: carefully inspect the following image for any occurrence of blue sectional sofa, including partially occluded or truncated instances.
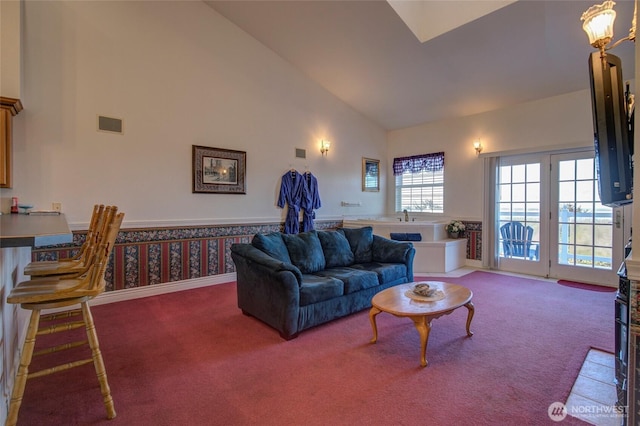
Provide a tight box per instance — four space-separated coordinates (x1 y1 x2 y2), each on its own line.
230 226 415 340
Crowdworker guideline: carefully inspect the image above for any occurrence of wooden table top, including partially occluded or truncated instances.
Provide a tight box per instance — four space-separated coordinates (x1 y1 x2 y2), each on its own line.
371 282 472 317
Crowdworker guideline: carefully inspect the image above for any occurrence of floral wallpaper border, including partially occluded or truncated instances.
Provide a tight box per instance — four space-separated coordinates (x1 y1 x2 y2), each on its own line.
32 221 340 292
32 219 482 292
463 220 482 261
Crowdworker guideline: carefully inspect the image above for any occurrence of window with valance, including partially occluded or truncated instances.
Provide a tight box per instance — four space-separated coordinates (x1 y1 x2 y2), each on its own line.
393 152 445 213
393 152 444 176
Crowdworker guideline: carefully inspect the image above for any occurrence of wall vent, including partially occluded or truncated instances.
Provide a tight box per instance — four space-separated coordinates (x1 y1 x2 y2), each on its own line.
295 148 306 159
97 115 123 134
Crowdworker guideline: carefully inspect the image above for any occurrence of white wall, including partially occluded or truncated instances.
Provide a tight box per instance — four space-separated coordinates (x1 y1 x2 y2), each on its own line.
0 0 21 99
4 1 628 229
4 1 387 226
387 90 595 221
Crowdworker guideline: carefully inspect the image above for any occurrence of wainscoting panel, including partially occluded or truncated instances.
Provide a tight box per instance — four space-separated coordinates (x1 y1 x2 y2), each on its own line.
32 219 481 292
32 221 342 292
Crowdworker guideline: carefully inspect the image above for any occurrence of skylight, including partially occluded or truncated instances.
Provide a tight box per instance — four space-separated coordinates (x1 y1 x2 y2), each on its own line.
387 0 517 43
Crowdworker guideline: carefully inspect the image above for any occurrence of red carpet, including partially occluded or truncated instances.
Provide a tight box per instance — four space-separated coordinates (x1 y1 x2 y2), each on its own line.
557 279 618 292
15 271 611 425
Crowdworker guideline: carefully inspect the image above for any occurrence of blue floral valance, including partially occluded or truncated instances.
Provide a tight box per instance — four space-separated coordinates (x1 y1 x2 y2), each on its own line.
392 152 444 176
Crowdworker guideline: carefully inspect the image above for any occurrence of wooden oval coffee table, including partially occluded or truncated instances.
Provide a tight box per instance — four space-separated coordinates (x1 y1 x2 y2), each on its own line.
369 281 474 367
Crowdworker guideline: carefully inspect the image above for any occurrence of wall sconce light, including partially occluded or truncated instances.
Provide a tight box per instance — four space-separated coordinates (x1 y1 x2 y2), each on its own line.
473 139 483 155
581 0 636 59
320 140 331 156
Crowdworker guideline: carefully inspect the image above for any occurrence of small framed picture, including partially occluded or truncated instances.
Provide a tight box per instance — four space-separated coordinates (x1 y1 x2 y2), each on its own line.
192 145 246 194
362 157 380 192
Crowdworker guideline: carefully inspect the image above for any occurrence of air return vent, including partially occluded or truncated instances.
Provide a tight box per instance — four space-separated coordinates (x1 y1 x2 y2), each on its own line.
295 148 306 159
97 115 123 134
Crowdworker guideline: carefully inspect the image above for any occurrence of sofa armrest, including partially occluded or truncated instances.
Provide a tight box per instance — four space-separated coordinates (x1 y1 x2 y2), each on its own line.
372 235 415 281
372 235 413 263
230 243 303 339
231 243 302 284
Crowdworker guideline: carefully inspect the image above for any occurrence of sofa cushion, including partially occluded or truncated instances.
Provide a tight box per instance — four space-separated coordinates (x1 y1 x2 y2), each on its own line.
350 262 408 284
252 232 292 264
282 230 326 274
314 267 379 294
317 230 355 268
339 227 373 263
299 274 344 306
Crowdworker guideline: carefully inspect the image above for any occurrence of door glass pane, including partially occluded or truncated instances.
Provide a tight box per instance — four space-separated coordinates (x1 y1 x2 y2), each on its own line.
576 224 593 246
512 165 526 183
511 203 525 221
500 166 511 183
576 204 594 222
499 185 511 202
527 183 540 201
559 182 575 202
557 159 612 270
526 163 540 181
595 247 612 269
595 224 613 245
498 162 540 261
576 181 594 201
512 184 525 202
576 158 594 180
559 161 575 181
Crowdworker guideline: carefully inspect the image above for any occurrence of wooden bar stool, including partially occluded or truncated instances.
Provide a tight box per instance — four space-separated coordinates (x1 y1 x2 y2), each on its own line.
5 212 124 426
23 205 116 277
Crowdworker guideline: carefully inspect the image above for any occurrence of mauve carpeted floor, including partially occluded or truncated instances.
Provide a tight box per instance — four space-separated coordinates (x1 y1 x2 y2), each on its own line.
14 271 614 425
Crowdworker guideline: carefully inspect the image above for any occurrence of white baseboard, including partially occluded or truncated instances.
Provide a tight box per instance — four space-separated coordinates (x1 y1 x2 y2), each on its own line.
465 259 482 269
91 273 237 306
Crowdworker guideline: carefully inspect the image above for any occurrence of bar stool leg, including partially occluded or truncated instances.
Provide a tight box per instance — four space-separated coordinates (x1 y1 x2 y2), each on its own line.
6 309 41 426
81 302 116 419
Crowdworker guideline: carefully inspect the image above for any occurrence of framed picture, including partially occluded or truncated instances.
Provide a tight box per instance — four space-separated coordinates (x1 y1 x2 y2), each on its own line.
192 145 246 194
362 157 380 192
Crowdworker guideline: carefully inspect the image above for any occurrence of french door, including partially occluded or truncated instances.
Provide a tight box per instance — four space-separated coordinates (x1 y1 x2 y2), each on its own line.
497 154 547 277
495 150 628 287
549 151 628 286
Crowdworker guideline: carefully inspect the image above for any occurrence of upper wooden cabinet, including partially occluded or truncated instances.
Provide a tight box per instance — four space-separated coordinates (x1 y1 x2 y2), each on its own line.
0 97 23 188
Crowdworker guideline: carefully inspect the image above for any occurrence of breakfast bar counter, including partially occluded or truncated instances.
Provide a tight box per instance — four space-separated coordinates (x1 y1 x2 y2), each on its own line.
0 213 72 248
1 213 73 423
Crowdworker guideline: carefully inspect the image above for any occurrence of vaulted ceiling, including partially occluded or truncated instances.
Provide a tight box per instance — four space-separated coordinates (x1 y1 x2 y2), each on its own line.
206 1 636 130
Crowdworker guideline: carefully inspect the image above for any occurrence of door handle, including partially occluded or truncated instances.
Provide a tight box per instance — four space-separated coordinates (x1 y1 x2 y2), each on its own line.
616 210 621 228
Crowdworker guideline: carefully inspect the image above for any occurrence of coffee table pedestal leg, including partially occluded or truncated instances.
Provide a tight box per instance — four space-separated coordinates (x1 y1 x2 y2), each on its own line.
369 282 474 368
410 316 432 367
369 306 381 343
465 301 475 337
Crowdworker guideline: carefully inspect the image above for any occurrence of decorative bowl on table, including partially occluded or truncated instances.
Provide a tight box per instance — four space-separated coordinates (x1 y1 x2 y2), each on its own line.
404 282 446 302
18 204 33 214
412 283 436 297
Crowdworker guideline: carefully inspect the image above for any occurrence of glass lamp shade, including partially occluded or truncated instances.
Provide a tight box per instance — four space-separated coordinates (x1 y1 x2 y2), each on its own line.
581 1 617 48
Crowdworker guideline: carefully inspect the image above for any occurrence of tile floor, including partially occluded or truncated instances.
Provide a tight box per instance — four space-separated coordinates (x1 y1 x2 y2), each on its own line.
566 349 623 426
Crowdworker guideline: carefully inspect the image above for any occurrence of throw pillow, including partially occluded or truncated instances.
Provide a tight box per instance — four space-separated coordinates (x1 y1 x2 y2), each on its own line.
252 232 292 264
282 230 326 274
318 230 354 268
338 226 373 263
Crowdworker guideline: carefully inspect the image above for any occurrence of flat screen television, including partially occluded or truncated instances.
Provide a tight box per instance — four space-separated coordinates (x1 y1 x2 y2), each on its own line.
588 51 634 207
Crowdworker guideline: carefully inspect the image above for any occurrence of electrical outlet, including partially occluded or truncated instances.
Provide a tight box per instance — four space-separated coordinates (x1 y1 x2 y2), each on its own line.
52 202 62 212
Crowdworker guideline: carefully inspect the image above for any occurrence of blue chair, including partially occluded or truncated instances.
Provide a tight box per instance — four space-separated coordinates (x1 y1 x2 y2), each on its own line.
500 222 539 260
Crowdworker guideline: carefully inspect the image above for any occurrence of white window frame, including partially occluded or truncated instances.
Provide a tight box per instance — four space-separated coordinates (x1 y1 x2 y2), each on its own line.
394 167 444 213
